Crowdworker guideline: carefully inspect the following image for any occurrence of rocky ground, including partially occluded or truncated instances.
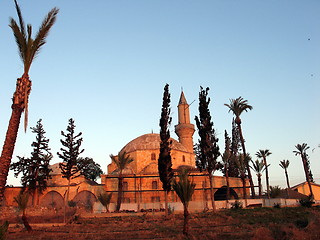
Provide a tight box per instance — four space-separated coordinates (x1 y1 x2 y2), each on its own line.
1 206 320 239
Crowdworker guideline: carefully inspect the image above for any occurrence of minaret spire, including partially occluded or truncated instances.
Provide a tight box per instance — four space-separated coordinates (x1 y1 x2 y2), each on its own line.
175 91 195 154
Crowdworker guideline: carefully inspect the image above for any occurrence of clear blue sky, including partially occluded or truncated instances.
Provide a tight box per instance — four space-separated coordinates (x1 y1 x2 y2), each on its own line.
0 0 319 190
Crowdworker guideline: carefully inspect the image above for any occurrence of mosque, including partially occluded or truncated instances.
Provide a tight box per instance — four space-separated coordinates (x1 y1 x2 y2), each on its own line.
4 91 245 211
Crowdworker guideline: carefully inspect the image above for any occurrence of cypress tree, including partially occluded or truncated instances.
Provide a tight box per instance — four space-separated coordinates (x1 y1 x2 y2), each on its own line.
158 84 174 215
194 86 220 211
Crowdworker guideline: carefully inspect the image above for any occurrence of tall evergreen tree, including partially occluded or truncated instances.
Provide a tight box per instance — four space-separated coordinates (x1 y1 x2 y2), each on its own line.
0 0 58 204
10 119 52 205
221 130 231 201
195 86 220 211
158 84 174 215
229 119 241 177
57 118 84 201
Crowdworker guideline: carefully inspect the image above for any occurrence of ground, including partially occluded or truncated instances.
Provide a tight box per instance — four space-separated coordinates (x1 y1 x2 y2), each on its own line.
1 207 320 239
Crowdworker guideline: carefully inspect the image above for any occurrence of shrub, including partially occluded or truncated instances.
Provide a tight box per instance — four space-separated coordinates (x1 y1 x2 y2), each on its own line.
0 221 9 240
273 203 281 208
269 186 281 198
231 200 243 209
68 200 77 208
299 195 314 208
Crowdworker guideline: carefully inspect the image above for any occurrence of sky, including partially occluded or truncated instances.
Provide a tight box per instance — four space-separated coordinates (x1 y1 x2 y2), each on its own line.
0 0 319 191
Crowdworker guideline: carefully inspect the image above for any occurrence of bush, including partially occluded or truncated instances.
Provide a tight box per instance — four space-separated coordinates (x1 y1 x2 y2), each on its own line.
269 186 281 198
299 195 314 208
0 221 9 240
231 200 243 209
273 203 281 208
68 200 77 208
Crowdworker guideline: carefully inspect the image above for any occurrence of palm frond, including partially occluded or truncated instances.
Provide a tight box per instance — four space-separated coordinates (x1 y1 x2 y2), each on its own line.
9 18 27 62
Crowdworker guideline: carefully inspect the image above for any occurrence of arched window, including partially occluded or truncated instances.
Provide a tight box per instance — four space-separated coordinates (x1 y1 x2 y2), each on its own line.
151 153 156 161
182 155 186 162
152 181 158 189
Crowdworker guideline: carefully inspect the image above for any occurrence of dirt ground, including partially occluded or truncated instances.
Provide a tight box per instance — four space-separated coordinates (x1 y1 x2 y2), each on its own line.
1 207 320 240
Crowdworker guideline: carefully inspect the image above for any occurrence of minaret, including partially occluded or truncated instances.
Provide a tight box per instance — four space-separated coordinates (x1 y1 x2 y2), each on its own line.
174 91 195 153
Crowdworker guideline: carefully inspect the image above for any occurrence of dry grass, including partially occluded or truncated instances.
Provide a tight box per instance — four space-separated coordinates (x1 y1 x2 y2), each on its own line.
1 206 320 239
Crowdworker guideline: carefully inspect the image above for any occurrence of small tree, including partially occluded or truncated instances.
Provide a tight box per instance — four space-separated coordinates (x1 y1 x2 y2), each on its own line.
279 160 290 198
195 87 220 211
228 120 241 178
77 157 103 182
110 151 134 212
14 192 32 232
294 143 314 198
10 119 52 205
250 159 266 198
158 84 174 215
256 149 272 199
57 118 84 202
172 169 195 237
98 191 112 212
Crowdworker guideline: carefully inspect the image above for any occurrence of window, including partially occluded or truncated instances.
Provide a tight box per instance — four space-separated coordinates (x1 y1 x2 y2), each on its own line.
152 181 158 190
151 153 156 161
182 155 186 162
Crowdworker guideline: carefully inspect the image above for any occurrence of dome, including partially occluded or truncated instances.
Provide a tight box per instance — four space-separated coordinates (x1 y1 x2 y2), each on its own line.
120 133 188 153
49 163 62 175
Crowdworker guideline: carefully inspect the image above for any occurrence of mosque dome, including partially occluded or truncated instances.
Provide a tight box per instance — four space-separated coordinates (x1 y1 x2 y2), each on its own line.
120 133 188 154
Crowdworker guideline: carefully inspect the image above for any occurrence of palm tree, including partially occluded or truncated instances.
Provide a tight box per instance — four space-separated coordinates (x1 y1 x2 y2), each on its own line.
98 191 113 213
293 143 313 198
250 159 266 198
225 97 255 198
172 169 195 237
14 192 32 232
110 151 134 212
0 0 59 203
279 160 291 198
256 149 272 199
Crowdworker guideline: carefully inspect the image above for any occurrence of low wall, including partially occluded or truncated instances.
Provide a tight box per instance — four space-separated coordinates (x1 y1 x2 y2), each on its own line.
92 198 303 213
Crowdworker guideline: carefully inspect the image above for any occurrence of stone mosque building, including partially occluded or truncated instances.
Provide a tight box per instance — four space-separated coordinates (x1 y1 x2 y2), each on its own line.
4 91 245 211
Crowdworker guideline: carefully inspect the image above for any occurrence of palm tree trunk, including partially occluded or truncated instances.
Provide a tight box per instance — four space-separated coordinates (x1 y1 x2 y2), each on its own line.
116 175 123 212
302 158 313 198
0 104 23 204
264 158 270 199
209 174 215 211
237 123 255 198
258 176 262 198
183 204 189 236
285 169 290 198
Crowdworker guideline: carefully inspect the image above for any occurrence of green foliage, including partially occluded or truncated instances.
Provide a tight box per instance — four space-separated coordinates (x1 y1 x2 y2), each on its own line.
78 157 103 181
0 221 9 240
250 159 266 176
294 143 314 182
158 84 173 192
10 119 52 194
299 195 315 208
9 0 59 74
14 192 29 212
172 169 195 207
58 118 84 180
269 186 281 198
110 151 134 174
231 200 243 209
195 86 220 174
279 159 290 169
